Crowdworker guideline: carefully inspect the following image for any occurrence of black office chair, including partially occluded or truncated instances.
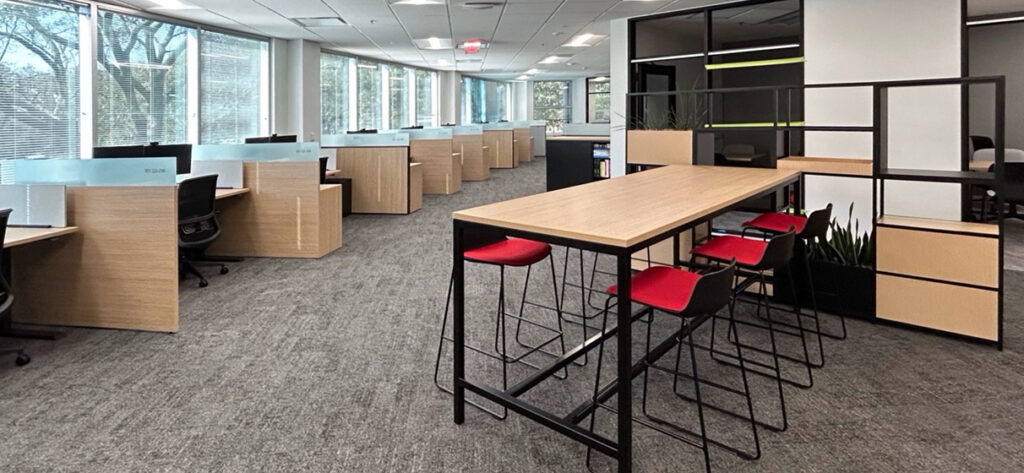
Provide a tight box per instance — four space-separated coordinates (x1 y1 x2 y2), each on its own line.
0 209 30 367
178 175 227 288
971 135 995 152
983 162 1024 221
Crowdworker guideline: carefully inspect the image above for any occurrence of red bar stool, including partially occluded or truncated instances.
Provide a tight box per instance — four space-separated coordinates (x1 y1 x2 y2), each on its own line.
434 237 567 419
584 263 755 473
743 204 838 367
689 230 805 430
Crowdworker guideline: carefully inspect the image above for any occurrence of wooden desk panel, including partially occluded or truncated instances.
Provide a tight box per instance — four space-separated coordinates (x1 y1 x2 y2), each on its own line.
454 134 488 181
335 147 411 214
411 138 461 195
12 186 179 332
777 156 872 177
5 227 79 248
454 165 800 248
514 128 532 164
215 188 251 200
484 130 514 169
208 161 342 258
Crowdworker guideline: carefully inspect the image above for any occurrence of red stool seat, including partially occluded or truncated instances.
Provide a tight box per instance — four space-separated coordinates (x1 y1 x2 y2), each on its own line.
691 235 767 267
464 238 552 266
743 212 807 235
606 266 700 313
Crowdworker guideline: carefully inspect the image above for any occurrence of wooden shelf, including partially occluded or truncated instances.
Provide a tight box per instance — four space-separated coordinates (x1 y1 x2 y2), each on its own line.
877 215 999 236
777 156 872 177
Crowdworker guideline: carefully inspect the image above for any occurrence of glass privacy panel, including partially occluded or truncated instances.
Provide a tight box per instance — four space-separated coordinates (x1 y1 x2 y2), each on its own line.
448 125 483 135
321 133 409 147
394 128 452 140
481 123 514 131
192 142 321 161
10 157 176 185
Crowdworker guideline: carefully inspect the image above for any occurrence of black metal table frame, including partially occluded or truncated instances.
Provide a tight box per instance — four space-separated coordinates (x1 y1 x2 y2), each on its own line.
450 175 800 473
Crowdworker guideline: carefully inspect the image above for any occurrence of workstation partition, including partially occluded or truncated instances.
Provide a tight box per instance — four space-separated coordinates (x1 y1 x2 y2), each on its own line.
322 133 422 215
481 123 515 169
6 158 180 332
449 125 488 182
193 142 343 258
399 128 461 195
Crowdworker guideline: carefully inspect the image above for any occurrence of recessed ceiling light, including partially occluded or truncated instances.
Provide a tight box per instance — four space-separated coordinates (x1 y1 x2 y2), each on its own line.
413 37 453 50
293 17 347 27
539 55 568 64
564 33 604 48
461 1 505 9
149 0 200 10
516 75 530 80
437 59 452 66
391 0 444 5
524 68 540 75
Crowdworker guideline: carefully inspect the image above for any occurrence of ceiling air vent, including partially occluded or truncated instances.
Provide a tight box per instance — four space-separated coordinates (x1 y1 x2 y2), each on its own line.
461 1 504 10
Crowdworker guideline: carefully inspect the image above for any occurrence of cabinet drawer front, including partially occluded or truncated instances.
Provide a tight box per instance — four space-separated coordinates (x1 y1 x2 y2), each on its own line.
877 226 998 288
876 274 998 341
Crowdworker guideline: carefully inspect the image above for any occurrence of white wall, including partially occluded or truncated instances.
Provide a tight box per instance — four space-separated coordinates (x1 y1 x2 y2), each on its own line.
439 71 461 125
571 77 587 123
969 22 1024 149
283 39 322 142
804 0 963 225
609 18 628 178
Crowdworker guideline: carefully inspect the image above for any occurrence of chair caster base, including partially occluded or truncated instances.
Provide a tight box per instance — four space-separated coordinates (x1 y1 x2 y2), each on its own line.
198 279 209 288
219 266 229 275
15 354 30 366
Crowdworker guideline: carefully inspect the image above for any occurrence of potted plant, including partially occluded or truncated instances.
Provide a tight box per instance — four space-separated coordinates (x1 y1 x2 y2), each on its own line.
774 204 876 320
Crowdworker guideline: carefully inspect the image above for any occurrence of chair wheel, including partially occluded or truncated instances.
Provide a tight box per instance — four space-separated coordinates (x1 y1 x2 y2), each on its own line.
199 279 209 288
220 267 229 275
15 354 29 367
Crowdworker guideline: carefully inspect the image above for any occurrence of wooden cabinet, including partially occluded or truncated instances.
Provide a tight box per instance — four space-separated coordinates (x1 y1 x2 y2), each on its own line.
410 138 461 195
454 134 488 181
875 216 1000 341
334 146 416 214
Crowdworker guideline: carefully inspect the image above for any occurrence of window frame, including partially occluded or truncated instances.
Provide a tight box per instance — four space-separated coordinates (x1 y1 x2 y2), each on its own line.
586 76 611 124
532 80 573 133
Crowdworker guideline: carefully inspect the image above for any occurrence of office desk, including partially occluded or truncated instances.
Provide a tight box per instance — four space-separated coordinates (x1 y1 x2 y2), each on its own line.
215 188 250 200
332 145 421 214
454 134 488 181
450 165 800 473
2 226 80 339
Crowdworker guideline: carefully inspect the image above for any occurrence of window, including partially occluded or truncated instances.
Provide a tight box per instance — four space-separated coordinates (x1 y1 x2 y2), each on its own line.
96 10 194 146
533 80 572 133
388 65 411 129
321 52 350 135
0 0 86 159
200 31 269 144
356 59 382 130
587 77 611 123
462 76 510 124
415 70 436 127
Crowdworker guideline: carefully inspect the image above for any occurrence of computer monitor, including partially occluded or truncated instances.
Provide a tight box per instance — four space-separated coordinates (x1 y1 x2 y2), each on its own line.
347 129 378 134
400 125 424 130
92 142 192 174
244 134 298 143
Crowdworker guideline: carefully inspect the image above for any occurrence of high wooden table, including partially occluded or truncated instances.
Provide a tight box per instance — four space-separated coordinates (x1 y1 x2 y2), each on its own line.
450 164 800 473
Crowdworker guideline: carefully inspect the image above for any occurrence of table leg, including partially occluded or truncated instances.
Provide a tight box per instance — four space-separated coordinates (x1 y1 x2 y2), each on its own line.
453 221 466 425
616 251 633 473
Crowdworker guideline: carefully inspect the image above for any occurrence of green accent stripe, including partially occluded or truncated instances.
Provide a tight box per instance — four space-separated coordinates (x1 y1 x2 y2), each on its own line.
705 56 805 70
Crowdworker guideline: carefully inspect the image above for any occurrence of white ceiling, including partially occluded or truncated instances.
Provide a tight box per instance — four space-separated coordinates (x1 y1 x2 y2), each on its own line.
101 0 730 79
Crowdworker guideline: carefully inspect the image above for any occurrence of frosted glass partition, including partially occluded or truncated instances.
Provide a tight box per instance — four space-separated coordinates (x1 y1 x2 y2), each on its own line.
563 123 611 136
395 128 453 140
192 142 321 161
448 125 483 135
10 158 176 186
322 133 410 147
482 123 514 131
512 120 546 128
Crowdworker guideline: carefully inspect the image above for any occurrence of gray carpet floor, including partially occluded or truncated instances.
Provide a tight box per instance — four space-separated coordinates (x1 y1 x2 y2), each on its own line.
1 159 1023 472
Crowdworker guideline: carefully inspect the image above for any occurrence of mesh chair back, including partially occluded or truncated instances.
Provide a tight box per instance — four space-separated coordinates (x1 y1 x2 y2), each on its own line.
800 203 833 240
754 229 797 271
681 261 736 317
178 174 220 247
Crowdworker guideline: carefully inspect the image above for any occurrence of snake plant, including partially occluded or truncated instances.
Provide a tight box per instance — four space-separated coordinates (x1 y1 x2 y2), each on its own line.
808 203 875 269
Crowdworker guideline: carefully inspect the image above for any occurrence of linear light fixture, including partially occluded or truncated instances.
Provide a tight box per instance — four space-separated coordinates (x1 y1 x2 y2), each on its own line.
564 33 604 48
391 0 445 5
539 55 568 64
708 43 800 57
293 17 347 27
966 15 1024 26
631 52 703 64
414 37 453 50
149 0 200 10
516 75 530 80
705 56 805 70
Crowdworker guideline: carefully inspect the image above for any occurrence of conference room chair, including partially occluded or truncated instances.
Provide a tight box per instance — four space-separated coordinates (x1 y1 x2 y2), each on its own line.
742 204 839 365
585 262 757 473
983 162 1024 221
970 135 995 152
0 208 29 367
434 234 568 419
178 174 228 288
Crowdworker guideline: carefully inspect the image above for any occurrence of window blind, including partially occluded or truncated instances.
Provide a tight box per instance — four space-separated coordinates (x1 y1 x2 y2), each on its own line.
321 52 350 135
200 30 267 144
